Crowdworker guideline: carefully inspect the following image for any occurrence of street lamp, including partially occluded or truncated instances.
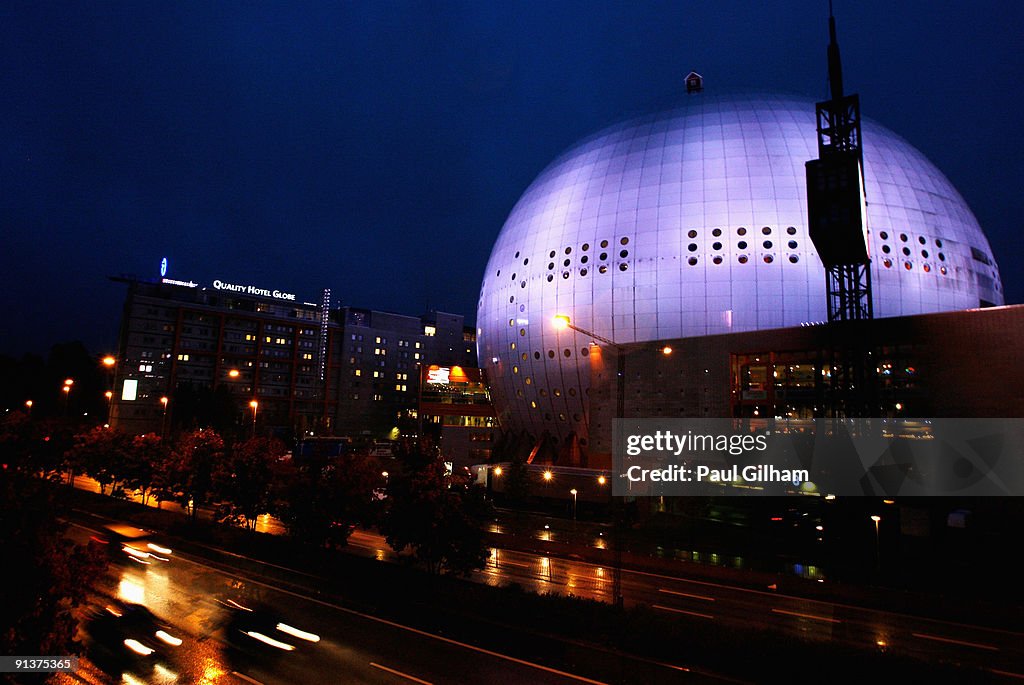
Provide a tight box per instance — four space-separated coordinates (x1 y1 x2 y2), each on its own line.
104 390 114 423
62 378 74 415
228 369 240 378
25 399 33 417
870 515 881 570
570 488 578 521
552 314 626 607
249 400 259 438
160 396 169 437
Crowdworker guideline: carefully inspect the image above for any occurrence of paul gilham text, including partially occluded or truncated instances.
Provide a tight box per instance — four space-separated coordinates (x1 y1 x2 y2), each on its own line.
626 464 809 485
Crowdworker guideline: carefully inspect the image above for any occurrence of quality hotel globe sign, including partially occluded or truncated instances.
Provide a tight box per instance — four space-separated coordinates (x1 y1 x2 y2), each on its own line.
212 279 296 302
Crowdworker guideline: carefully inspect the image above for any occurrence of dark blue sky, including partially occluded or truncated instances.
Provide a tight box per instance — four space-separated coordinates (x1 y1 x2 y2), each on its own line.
2 1 1021 357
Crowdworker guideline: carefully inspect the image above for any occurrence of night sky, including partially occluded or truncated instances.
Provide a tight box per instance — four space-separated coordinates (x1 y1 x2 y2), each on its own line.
2 2 1021 357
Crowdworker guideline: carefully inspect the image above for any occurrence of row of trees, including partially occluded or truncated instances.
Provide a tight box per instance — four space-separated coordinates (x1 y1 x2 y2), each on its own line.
2 410 491 576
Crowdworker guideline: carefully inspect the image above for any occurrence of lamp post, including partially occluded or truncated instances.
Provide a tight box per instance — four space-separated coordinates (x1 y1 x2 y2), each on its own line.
25 400 33 418
552 314 625 607
870 515 881 571
62 378 74 416
104 391 113 424
249 400 259 438
570 488 578 523
160 396 169 438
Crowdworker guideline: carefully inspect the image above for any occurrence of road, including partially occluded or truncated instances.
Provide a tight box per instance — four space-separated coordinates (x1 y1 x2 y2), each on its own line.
68 476 1024 679
60 521 704 685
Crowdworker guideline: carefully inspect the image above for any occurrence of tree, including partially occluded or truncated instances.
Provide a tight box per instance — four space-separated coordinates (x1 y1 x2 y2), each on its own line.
273 446 383 548
214 436 285 531
157 429 224 521
66 426 132 495
125 433 167 505
382 456 491 575
0 433 107 684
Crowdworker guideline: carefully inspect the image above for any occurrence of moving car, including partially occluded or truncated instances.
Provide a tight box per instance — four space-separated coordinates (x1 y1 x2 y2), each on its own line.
90 523 174 565
84 600 184 668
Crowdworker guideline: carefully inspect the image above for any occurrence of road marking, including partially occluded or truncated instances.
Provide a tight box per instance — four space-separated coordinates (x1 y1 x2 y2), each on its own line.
658 588 715 602
230 672 266 685
990 669 1024 679
771 608 840 624
653 604 715 620
912 633 999 651
370 662 434 684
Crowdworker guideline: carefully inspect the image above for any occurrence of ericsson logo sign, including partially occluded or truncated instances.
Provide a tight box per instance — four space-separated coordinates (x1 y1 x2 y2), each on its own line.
212 279 297 302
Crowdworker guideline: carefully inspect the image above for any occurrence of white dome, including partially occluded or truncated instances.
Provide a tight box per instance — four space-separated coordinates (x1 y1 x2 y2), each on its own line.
477 93 1003 443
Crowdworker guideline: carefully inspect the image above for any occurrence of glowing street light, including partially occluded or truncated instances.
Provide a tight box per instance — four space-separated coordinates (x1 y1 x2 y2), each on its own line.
493 466 503 477
570 488 578 521
249 400 259 437
25 399 33 417
160 396 169 437
542 470 553 482
228 369 240 378
597 474 606 486
62 378 74 415
105 390 114 422
870 515 882 570
102 356 116 368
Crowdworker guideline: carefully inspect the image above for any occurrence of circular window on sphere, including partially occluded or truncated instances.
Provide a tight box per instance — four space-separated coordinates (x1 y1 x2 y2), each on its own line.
688 229 698 238
520 304 525 312
520 328 526 336
938 253 945 261
936 239 943 248
599 265 608 274
879 231 888 240
788 240 798 249
521 352 527 361
520 280 526 288
763 255 774 264
523 258 529 265
514 251 520 258
562 271 569 279
712 228 722 237
713 242 722 251
619 263 628 271
688 257 698 266
581 255 588 264
763 241 772 249
565 247 572 254
546 274 553 282
619 249 628 258
787 226 797 235
558 413 566 422
568 388 576 396
539 389 547 397
883 258 892 268
553 389 561 397
738 227 747 236
548 350 555 358
516 389 523 398
549 250 556 258
923 264 932 273
600 252 608 260
903 247 911 256
687 243 698 252
509 296 514 303
900 233 908 242
738 241 748 250
882 245 891 254
904 262 912 270
620 237 629 245
762 226 772 235
511 272 516 281
581 347 589 356
582 243 589 251
534 351 540 359
563 349 571 357
600 240 609 248
496 269 501 277
789 255 799 264
918 236 926 245
525 377 532 385
922 250 929 259
940 266 947 275
563 259 570 267
548 262 554 270
512 366 518 374
738 255 749 264
580 268 588 276
508 319 514 327
713 256 723 265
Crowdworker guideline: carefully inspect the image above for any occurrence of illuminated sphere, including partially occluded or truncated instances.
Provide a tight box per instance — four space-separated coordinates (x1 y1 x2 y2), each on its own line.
477 93 1003 443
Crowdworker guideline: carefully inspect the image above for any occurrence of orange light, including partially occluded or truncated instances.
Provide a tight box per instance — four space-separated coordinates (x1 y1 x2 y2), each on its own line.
62 386 70 394
105 391 113 399
64 378 74 386
597 475 607 485
250 400 259 409
661 346 673 355
542 470 553 481
228 369 240 378
160 396 168 406
552 315 571 330
102 356 116 367
493 466 503 477
25 400 33 408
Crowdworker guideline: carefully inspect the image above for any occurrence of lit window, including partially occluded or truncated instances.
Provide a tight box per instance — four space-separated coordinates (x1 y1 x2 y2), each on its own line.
355 369 361 377
177 354 189 361
376 337 381 344
424 325 436 337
